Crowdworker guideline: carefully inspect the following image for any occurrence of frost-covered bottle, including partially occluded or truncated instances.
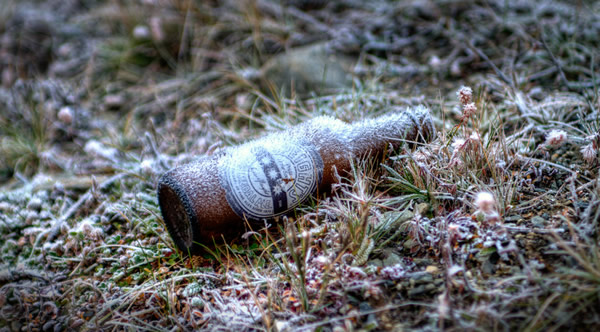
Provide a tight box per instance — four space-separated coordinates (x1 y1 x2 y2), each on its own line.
158 106 435 254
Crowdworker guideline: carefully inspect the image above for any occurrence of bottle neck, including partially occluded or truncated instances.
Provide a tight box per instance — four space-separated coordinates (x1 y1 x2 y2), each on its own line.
349 106 435 157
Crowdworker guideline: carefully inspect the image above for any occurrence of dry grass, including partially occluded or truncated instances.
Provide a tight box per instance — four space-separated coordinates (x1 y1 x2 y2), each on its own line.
1 0 599 331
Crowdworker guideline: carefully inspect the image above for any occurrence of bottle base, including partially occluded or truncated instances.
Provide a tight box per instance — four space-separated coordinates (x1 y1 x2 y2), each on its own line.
157 174 200 255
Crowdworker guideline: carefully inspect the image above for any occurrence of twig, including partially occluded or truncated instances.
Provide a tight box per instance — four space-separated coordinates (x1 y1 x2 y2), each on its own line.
145 132 170 170
504 226 564 235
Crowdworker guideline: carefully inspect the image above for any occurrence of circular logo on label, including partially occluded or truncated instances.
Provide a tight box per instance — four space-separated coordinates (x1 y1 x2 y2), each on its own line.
220 140 323 221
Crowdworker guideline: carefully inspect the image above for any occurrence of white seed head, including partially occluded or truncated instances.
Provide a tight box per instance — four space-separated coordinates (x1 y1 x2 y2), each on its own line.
429 55 442 68
475 191 496 214
545 130 567 148
140 159 154 173
57 106 73 124
462 102 477 118
448 223 459 233
133 25 151 40
457 86 473 105
581 143 597 164
413 150 430 164
468 132 481 143
451 138 467 151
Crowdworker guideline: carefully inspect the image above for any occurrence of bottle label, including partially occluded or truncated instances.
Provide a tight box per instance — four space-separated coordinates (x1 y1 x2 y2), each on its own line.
220 140 323 221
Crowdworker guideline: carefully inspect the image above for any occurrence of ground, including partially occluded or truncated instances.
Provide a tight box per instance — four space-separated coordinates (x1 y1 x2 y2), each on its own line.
1 0 599 331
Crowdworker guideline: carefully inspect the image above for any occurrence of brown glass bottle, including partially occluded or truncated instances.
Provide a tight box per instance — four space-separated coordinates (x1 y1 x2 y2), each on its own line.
157 106 435 254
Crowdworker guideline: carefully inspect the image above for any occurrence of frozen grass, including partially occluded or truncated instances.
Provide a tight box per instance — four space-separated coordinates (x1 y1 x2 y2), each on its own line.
1 0 600 330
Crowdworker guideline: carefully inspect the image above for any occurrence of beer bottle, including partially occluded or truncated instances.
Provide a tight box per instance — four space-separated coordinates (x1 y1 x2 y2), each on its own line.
157 106 435 254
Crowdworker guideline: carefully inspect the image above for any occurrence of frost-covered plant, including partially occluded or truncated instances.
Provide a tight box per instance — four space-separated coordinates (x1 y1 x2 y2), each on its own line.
544 129 567 148
581 143 597 164
475 192 495 214
474 192 501 226
457 86 473 105
580 133 599 164
462 102 478 120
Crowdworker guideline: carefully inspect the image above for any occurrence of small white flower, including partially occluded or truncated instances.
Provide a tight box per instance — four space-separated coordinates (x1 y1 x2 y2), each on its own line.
545 130 567 148
457 86 473 105
475 192 496 214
